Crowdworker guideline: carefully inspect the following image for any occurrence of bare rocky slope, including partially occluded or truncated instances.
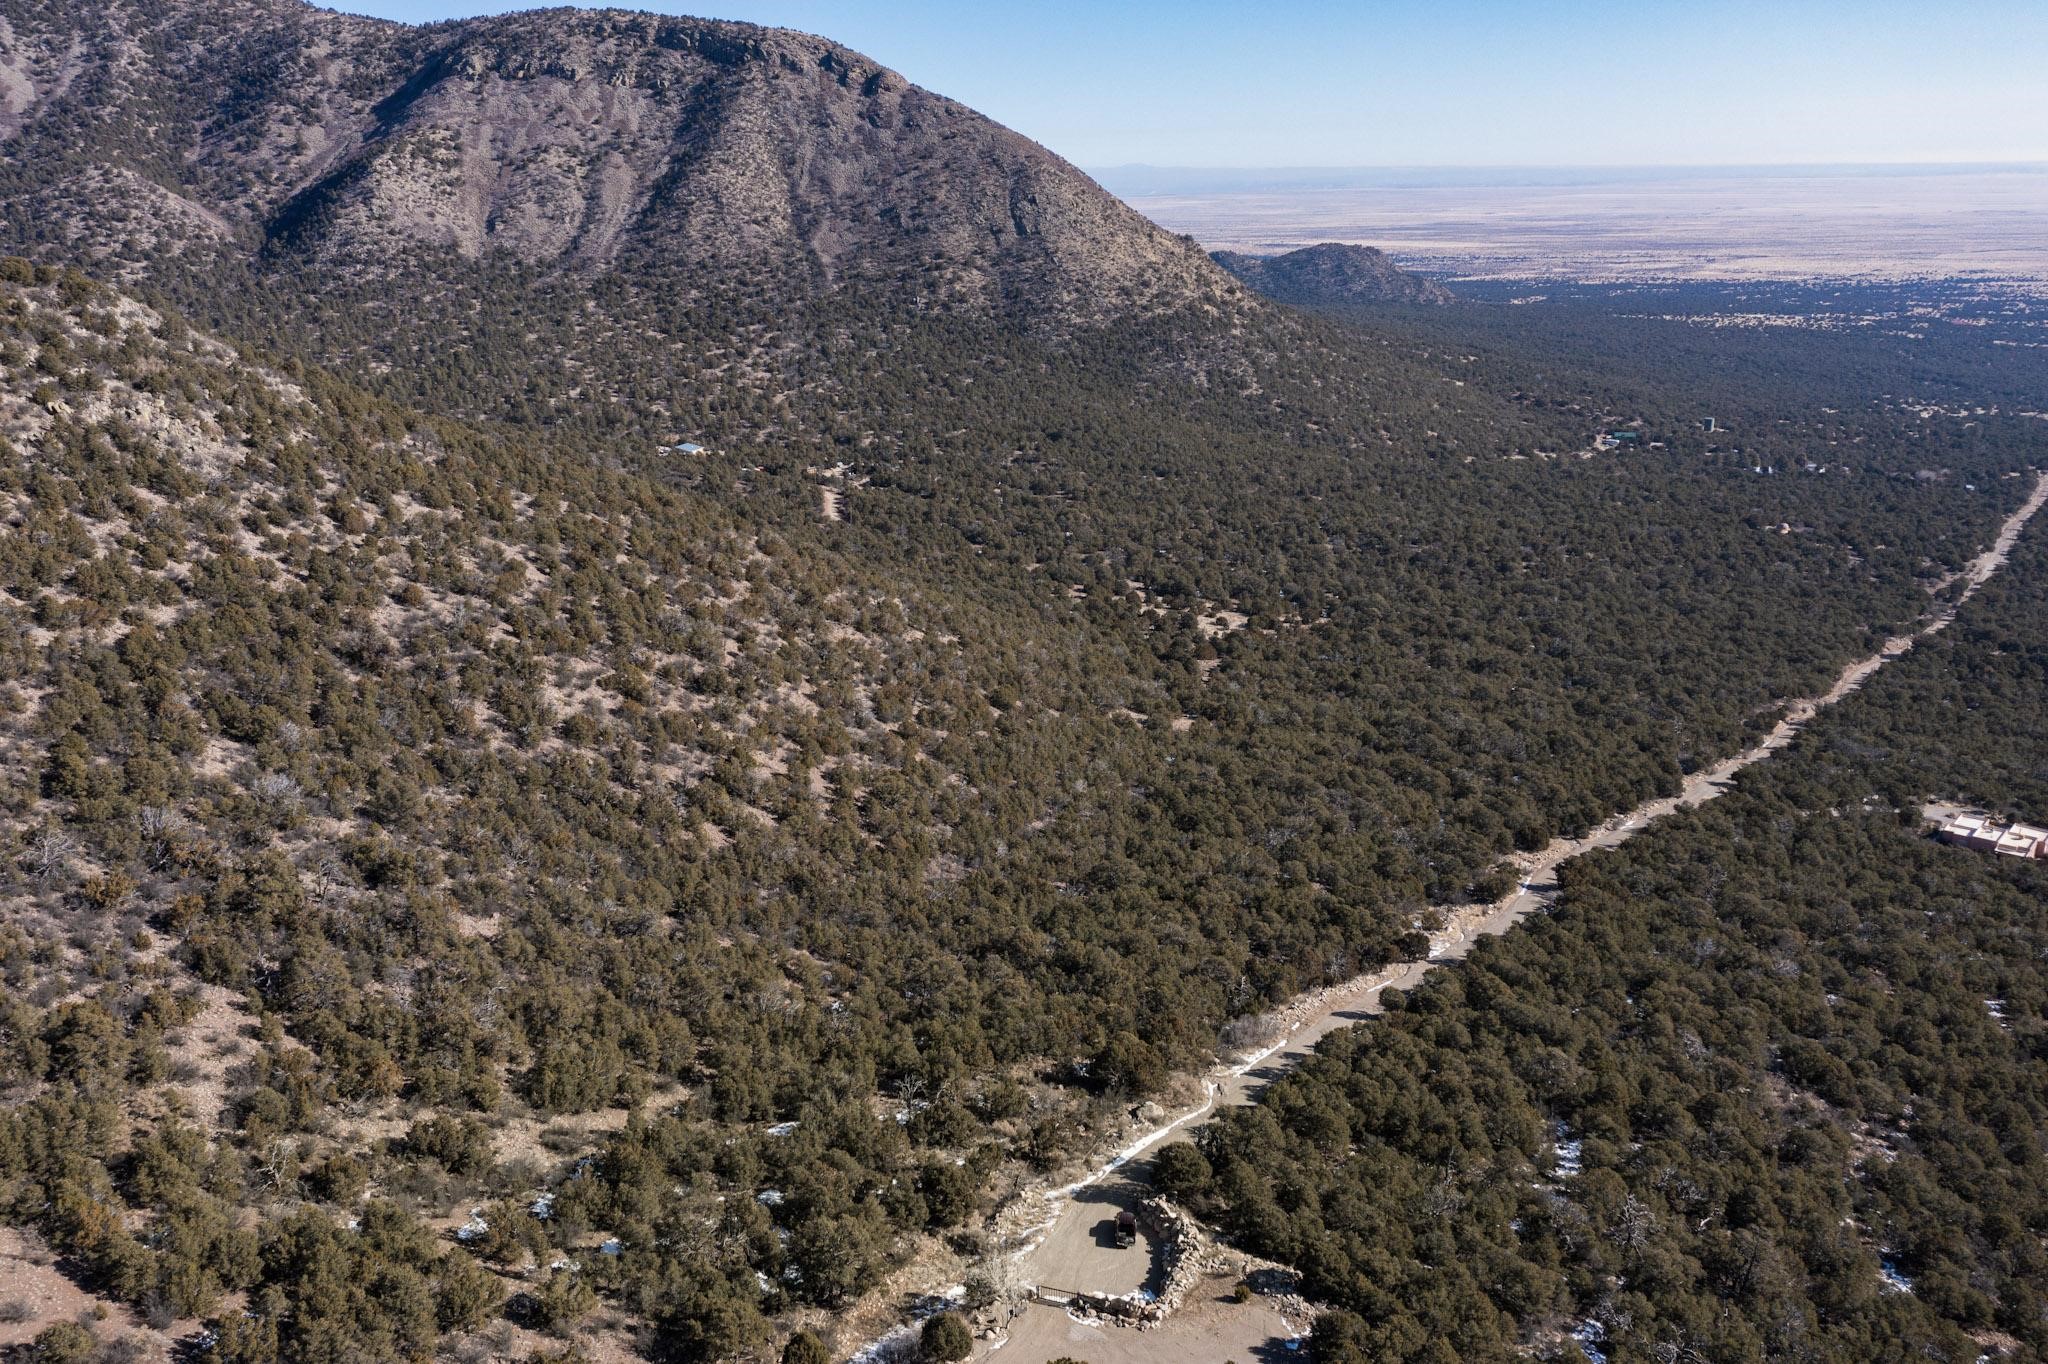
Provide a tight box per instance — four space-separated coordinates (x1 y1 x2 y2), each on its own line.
1212 242 1453 307
0 0 1242 326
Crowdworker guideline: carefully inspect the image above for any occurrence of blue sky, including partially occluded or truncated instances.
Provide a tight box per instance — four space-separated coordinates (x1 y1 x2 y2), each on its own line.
331 1 2048 168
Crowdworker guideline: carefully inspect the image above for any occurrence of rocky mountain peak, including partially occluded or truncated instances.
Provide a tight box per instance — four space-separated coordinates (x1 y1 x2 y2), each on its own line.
0 0 1246 326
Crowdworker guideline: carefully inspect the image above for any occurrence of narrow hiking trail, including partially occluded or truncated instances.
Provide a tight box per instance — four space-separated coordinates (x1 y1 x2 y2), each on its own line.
988 470 2048 1321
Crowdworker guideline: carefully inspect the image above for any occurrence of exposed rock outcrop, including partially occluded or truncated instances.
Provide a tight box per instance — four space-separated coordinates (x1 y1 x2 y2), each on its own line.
0 0 1246 326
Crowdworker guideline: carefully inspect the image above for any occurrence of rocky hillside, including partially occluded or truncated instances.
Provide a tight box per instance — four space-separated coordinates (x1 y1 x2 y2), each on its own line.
0 0 1241 325
0 257 1128 1362
1212 242 1453 306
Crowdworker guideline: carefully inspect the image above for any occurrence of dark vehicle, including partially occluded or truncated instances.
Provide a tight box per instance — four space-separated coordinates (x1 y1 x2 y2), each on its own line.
1114 1210 1138 1248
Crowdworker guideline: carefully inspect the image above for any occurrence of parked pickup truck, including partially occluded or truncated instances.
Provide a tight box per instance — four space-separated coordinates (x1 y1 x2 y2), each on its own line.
1114 1210 1138 1248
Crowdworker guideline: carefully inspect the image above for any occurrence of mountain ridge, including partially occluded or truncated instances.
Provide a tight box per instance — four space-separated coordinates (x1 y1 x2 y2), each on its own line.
0 0 1245 326
1212 242 1454 306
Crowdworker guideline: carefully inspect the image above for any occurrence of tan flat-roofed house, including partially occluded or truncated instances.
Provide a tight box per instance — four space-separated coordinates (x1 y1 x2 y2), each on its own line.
1936 812 2048 859
1997 823 2048 857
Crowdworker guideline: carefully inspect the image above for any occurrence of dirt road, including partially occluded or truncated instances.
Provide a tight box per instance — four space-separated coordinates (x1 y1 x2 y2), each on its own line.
973 472 2048 1359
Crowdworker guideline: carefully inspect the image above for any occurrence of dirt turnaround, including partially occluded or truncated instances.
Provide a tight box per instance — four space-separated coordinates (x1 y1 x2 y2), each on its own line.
968 471 2048 1364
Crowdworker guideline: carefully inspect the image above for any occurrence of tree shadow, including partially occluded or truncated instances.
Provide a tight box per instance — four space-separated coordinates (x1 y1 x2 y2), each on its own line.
1250 1334 1309 1364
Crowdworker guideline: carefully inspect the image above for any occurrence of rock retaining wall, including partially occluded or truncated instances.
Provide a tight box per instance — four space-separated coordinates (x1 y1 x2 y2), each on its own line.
1038 1198 1311 1331
1135 1197 1209 1326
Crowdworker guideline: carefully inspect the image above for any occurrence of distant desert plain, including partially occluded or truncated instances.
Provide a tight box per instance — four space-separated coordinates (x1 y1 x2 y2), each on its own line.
1104 163 2048 283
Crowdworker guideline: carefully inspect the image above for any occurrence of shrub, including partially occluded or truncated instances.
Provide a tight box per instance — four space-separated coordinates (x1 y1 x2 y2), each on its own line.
531 1269 596 1333
31 1322 96 1364
404 1115 496 1178
919 1313 971 1363
434 1248 503 1333
1150 1143 1212 1201
782 1331 831 1364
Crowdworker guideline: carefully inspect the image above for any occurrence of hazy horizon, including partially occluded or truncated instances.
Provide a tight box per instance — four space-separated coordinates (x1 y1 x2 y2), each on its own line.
1125 161 2048 284
334 0 2048 169
1089 161 2048 196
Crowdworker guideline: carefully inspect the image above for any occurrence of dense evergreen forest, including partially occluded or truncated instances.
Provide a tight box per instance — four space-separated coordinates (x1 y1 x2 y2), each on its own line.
1188 479 2048 1364
125 251 2046 897
1 3 2043 1359
0 247 2041 1363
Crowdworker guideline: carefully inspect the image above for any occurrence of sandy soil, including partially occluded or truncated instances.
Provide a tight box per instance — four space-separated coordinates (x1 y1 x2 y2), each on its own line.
160 983 261 1130
0 1226 162 1355
995 1272 1307 1364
